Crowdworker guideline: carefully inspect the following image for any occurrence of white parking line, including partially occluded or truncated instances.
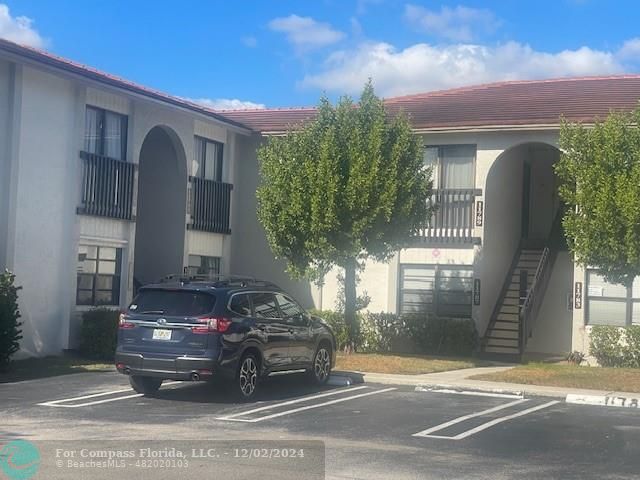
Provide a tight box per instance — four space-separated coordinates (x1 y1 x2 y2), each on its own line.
449 401 560 440
413 399 560 440
413 399 528 438
218 387 397 423
217 386 369 420
37 381 181 408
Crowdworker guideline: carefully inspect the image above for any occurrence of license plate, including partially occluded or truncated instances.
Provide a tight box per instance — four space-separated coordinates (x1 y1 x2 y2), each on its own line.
152 329 172 340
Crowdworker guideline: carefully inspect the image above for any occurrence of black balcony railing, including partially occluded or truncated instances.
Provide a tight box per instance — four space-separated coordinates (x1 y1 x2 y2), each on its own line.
189 177 232 234
415 188 481 244
78 151 135 220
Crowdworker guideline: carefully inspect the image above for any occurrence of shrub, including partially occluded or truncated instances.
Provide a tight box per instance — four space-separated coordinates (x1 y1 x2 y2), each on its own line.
589 325 640 368
310 308 477 356
404 313 477 356
0 270 22 371
589 326 625 367
309 309 350 351
361 313 405 353
79 308 119 360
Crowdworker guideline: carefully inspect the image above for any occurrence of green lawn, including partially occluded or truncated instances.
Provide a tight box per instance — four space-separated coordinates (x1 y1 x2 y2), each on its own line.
0 355 113 383
470 362 640 393
335 352 488 375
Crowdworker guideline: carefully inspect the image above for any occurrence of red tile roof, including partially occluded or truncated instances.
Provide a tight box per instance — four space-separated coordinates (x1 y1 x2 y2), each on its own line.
220 76 640 133
2 37 639 135
0 38 251 132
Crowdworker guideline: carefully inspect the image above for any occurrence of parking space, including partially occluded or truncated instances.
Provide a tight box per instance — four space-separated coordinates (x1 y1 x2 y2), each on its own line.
7 372 565 443
3 372 640 479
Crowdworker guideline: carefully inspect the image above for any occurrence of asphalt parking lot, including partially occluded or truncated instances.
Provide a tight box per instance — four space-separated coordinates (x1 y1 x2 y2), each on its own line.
2 372 640 479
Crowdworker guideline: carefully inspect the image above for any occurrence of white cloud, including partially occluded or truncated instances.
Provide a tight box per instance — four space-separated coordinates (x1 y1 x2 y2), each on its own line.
0 4 45 48
618 37 640 61
404 4 500 42
300 41 628 97
356 0 385 15
268 14 345 52
241 36 257 48
186 97 266 111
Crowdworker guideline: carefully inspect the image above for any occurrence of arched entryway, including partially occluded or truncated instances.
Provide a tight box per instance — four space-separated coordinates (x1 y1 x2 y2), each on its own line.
479 141 572 357
133 126 187 286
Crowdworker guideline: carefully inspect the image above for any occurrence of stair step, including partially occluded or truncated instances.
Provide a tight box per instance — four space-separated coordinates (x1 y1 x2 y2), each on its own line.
483 345 521 354
502 297 520 306
489 327 520 333
486 338 519 347
500 305 520 314
493 320 520 329
496 315 519 323
485 327 520 338
485 334 519 342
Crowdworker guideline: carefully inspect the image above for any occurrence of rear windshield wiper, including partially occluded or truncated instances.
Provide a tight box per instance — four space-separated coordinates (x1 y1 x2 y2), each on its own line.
135 310 165 315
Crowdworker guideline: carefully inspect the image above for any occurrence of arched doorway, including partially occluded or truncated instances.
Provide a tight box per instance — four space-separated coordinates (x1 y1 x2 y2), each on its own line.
133 126 187 286
479 141 572 356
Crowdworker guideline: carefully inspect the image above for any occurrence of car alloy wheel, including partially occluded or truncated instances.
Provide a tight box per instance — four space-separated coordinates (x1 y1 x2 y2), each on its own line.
313 347 331 383
239 355 258 398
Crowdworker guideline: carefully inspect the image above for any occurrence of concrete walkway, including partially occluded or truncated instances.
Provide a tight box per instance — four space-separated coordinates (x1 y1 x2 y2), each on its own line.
334 366 640 400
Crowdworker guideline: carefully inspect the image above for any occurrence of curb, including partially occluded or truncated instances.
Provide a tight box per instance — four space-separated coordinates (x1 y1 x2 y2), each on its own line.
327 374 361 387
415 384 525 399
565 393 640 409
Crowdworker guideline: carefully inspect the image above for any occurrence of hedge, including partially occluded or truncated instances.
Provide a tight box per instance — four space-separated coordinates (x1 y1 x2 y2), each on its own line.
79 308 119 360
309 309 477 356
590 325 640 368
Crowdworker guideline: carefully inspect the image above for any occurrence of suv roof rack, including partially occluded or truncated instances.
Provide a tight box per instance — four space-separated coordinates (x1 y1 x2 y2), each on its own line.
157 273 281 289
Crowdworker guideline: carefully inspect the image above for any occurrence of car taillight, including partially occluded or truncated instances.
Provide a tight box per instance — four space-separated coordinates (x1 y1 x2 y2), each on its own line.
118 312 135 329
192 317 232 334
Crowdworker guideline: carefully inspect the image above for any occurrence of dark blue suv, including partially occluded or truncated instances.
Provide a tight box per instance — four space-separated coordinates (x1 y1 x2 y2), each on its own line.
115 276 336 400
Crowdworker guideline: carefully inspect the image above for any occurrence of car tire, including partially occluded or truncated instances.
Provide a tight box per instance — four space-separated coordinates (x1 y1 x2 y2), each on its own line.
309 344 332 385
129 375 163 395
235 353 259 401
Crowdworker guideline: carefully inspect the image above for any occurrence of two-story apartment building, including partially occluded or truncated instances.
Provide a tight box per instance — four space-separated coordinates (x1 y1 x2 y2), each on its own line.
2 38 640 360
224 78 640 360
0 39 250 356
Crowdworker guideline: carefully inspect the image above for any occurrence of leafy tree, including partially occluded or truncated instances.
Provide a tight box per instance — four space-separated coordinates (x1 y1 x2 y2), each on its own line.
257 81 432 346
0 270 22 371
556 108 640 286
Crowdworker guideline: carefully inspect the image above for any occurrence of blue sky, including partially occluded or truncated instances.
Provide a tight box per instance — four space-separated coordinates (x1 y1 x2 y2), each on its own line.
2 1 640 108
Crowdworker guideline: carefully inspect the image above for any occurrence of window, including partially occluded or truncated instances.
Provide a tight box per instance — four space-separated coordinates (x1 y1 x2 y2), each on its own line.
229 294 252 317
399 264 473 318
194 136 224 182
186 255 221 276
77 245 122 306
423 145 475 189
586 271 640 326
275 293 304 318
85 106 128 161
251 292 282 319
130 290 215 316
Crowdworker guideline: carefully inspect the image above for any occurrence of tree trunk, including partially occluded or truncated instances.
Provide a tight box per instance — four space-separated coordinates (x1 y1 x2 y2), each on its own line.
344 258 358 351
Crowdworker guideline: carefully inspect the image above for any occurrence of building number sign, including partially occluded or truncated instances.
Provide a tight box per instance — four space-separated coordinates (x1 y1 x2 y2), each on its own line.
475 201 483 227
574 282 583 309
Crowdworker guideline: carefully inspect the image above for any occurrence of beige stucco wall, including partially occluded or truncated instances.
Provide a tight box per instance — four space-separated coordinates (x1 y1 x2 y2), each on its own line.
231 128 572 354
0 58 13 272
526 251 574 355
230 134 319 309
2 60 244 355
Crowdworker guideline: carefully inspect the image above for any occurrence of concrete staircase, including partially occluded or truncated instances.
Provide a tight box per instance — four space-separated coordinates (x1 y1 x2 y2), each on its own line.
482 248 543 358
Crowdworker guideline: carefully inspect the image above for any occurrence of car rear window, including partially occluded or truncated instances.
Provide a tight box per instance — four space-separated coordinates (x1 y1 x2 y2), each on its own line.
130 289 216 317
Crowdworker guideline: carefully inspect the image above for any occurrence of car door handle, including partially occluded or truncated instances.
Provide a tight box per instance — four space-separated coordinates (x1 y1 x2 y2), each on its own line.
257 325 267 331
